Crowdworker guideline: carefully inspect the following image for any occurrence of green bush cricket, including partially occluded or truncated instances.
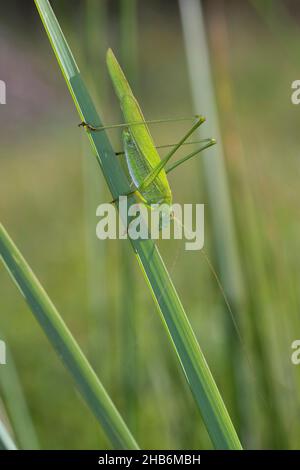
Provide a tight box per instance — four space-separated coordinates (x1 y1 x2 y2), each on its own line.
80 48 216 228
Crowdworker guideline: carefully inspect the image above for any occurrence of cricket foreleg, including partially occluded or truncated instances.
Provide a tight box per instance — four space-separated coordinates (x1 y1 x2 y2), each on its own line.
78 116 199 132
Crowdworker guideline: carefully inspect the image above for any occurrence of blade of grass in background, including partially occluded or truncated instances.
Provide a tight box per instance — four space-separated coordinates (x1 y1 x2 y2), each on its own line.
119 0 139 435
225 0 292 448
178 0 246 434
0 339 39 449
0 419 17 450
81 0 110 375
34 0 242 449
247 0 300 448
84 0 109 103
120 0 138 85
204 0 282 448
0 223 139 450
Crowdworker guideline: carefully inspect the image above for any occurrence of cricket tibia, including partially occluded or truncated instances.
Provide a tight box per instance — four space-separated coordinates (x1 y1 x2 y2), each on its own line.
166 139 216 174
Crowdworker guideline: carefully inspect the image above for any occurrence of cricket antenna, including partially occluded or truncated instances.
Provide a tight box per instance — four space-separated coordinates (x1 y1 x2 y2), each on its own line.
171 214 245 348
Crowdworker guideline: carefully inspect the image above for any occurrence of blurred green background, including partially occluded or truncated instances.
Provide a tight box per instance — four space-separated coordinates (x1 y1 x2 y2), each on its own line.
1 0 300 449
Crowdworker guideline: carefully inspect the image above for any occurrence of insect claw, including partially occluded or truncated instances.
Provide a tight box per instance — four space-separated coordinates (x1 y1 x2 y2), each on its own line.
78 121 98 131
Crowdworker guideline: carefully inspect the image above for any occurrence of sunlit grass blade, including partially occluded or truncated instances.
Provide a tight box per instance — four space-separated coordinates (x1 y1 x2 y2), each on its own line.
119 0 139 434
120 0 138 88
0 419 17 450
0 340 39 449
84 0 109 104
178 0 245 317
81 0 110 370
0 223 139 450
34 0 242 449
178 0 247 431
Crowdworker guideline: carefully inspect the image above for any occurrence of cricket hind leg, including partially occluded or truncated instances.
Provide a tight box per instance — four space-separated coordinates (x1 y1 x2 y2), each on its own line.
105 115 209 202
138 115 207 192
112 115 208 198
166 139 216 174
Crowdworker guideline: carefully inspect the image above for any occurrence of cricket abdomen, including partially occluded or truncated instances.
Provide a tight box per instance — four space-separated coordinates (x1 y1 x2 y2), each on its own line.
122 129 172 207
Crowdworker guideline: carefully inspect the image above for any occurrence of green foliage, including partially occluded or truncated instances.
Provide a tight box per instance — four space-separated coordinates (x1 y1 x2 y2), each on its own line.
0 223 139 450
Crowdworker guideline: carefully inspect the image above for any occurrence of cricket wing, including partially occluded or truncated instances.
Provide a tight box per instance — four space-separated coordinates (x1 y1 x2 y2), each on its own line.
106 48 171 201
123 130 150 188
106 48 134 101
123 130 171 204
121 94 170 193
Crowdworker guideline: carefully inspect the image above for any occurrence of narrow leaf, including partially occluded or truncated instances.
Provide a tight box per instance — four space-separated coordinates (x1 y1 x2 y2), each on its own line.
0 224 139 450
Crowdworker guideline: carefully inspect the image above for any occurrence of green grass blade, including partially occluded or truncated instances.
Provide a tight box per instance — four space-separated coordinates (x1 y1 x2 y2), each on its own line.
119 0 139 434
0 223 139 450
178 0 247 432
81 0 110 370
120 0 138 87
178 0 245 307
0 419 17 450
34 0 242 449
